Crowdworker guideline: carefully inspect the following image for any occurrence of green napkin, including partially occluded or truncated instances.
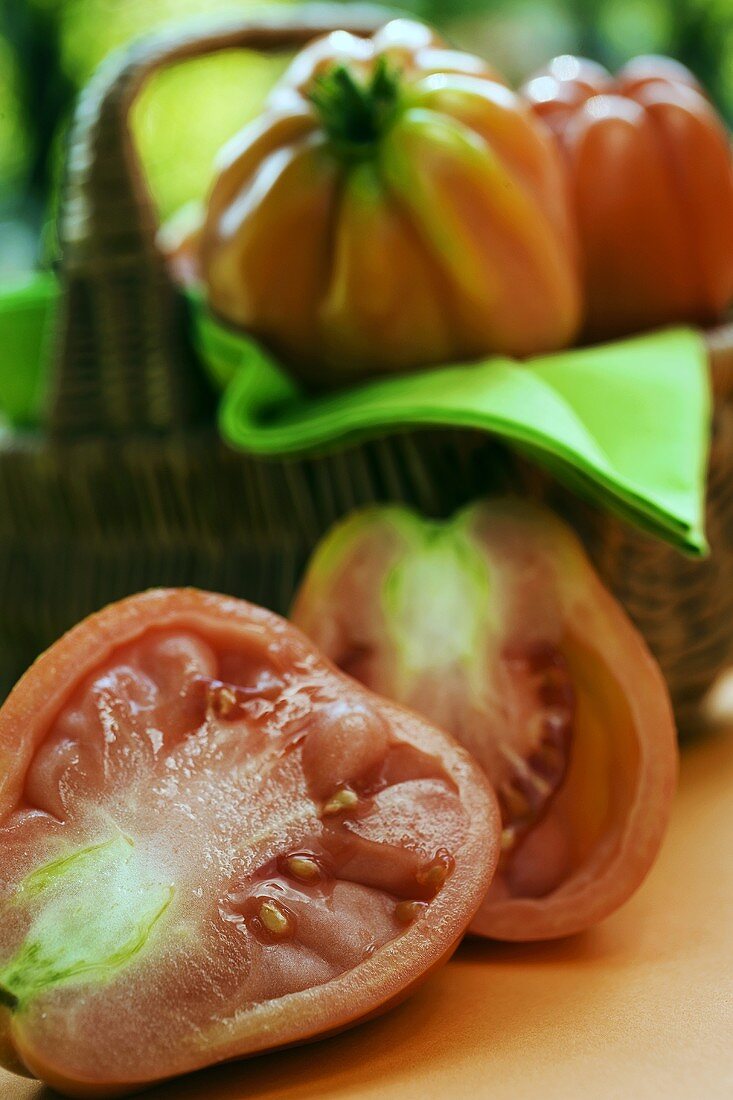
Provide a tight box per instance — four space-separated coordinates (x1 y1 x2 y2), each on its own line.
0 275 710 556
0 273 56 428
191 298 710 556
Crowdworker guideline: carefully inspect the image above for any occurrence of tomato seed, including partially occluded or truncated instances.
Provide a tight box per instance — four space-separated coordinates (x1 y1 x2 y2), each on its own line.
208 682 238 719
258 899 292 938
285 855 321 883
500 782 532 824
322 787 359 817
395 900 427 925
416 848 455 896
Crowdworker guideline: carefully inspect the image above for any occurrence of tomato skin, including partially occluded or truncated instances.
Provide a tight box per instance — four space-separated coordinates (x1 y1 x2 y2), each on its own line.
11 938 462 1100
523 55 733 341
291 500 678 942
0 589 500 1097
200 19 580 385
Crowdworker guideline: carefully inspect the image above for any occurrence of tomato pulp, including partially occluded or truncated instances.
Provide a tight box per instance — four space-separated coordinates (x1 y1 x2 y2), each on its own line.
292 499 678 941
0 589 500 1097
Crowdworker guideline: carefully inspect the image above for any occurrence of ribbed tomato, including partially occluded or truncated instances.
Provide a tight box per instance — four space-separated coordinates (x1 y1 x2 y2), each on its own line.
523 54 733 340
0 590 499 1097
200 19 580 385
292 500 678 942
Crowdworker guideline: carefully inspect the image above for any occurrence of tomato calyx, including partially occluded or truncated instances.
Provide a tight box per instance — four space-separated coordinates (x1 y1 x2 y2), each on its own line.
309 56 402 156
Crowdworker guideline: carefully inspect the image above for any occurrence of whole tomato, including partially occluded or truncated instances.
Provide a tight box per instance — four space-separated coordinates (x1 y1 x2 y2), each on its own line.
201 20 581 386
523 55 733 341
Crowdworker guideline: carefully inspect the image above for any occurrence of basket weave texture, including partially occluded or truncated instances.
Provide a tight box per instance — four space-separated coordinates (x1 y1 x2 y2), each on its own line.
2 6 733 731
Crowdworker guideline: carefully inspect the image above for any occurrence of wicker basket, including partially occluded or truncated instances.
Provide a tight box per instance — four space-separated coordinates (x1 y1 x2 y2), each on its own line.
2 6 733 731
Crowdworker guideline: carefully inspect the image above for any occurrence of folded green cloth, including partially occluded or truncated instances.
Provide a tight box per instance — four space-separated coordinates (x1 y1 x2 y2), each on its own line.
191 297 710 556
0 273 56 428
0 275 710 556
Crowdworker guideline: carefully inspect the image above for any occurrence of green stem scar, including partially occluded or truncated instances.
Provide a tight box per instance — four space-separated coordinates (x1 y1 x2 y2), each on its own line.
0 835 173 1012
309 57 402 155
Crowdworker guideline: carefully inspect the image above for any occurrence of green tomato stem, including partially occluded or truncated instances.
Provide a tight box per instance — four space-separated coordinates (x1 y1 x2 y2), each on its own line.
309 57 402 155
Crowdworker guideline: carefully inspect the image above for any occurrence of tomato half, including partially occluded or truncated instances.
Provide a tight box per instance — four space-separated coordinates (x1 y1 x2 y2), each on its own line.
0 589 500 1097
292 499 678 942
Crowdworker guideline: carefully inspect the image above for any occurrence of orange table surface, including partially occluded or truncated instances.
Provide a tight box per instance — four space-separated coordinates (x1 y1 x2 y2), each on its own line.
2 724 732 1100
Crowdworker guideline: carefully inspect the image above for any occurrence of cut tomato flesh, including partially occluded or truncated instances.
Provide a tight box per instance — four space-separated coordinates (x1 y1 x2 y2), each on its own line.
488 643 574 851
0 590 499 1097
291 499 678 941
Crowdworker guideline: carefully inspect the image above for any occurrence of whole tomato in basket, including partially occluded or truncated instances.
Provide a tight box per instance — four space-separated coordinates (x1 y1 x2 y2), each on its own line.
0 590 499 1096
292 499 678 942
201 19 581 385
523 55 733 341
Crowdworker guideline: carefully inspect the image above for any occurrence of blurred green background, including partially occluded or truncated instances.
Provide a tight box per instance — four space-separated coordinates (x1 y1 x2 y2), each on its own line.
2 0 733 277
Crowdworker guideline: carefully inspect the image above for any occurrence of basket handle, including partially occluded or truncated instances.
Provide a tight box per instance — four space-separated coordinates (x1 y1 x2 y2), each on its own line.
48 4 386 438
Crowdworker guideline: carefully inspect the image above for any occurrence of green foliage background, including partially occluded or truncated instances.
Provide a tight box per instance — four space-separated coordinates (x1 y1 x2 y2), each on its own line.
2 0 733 275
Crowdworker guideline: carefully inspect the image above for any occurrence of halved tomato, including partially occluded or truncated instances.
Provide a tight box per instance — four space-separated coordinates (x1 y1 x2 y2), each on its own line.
0 589 500 1097
292 499 678 941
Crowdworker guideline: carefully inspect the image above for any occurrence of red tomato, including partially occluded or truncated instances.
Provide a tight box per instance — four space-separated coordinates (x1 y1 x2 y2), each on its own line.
200 18 581 385
292 499 678 941
522 54 733 341
0 590 499 1097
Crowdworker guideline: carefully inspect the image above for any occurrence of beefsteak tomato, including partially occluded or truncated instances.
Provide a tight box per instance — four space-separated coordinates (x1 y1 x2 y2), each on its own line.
0 589 500 1096
292 500 678 941
523 54 733 340
201 19 580 384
